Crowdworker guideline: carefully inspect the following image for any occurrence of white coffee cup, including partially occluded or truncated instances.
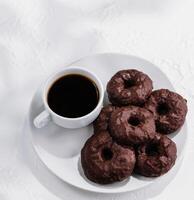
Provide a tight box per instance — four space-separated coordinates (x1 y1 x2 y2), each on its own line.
33 67 104 129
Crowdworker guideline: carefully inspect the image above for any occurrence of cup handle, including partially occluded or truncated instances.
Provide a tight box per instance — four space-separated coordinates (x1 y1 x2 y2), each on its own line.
33 110 51 128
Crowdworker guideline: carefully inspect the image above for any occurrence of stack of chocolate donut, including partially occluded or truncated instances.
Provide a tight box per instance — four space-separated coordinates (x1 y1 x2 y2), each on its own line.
81 69 187 184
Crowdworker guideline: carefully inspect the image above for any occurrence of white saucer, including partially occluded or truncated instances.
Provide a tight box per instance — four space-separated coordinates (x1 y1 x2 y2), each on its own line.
26 53 187 194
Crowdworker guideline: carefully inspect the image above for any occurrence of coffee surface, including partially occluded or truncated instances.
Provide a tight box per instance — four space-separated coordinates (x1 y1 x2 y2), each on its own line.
48 74 99 118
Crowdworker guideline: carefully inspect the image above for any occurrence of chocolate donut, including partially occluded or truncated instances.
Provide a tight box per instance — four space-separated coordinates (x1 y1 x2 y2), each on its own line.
93 105 117 133
107 69 153 106
145 89 187 134
81 131 136 184
136 133 177 177
109 106 155 146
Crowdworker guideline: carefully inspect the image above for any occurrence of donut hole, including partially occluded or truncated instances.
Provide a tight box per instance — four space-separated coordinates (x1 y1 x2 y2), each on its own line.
146 143 160 156
101 147 113 161
157 102 170 115
128 116 141 126
124 79 136 89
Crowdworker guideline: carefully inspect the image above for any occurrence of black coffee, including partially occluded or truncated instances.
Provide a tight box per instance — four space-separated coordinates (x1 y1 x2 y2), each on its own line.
47 74 99 118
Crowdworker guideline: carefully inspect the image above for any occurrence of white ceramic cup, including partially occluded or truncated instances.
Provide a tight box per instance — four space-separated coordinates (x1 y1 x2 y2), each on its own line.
33 67 104 129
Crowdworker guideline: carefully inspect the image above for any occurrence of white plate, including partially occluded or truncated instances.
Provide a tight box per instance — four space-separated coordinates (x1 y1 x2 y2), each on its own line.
26 53 187 194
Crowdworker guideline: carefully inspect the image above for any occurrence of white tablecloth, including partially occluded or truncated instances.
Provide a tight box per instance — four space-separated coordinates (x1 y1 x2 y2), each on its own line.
0 0 193 199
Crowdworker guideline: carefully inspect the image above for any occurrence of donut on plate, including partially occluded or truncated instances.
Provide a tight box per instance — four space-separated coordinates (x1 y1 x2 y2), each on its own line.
93 105 117 134
135 133 177 177
81 131 136 184
144 89 187 134
109 106 155 146
107 69 153 106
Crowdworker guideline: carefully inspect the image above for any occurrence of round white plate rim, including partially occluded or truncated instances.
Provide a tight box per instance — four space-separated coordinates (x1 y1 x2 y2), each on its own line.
26 53 188 194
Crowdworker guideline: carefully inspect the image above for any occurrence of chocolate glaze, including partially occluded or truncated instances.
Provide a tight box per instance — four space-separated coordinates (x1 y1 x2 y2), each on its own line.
107 69 153 106
81 131 136 184
145 89 188 134
109 106 156 146
93 105 117 134
135 133 177 177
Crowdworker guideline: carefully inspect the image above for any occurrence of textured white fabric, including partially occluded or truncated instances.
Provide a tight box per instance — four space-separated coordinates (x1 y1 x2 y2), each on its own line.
0 0 193 199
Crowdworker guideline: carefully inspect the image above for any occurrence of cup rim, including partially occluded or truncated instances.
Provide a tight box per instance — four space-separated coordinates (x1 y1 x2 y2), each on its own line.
42 66 104 121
